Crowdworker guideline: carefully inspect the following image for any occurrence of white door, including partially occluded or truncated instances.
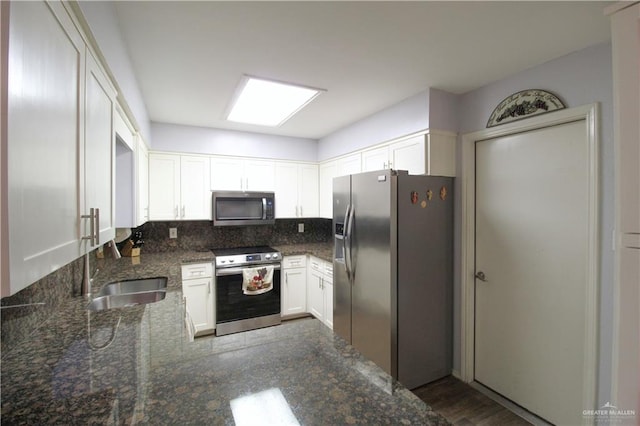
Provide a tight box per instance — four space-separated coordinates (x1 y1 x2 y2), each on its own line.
210 156 244 191
183 277 214 334
283 269 306 316
298 164 319 218
362 146 389 172
391 136 425 174
474 120 589 425
274 163 299 218
244 159 275 191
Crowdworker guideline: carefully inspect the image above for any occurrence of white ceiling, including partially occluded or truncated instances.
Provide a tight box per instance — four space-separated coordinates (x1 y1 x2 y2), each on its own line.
113 1 612 140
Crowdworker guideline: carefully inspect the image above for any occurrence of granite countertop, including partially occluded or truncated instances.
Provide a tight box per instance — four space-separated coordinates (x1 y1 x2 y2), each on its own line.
1 247 449 425
274 242 333 262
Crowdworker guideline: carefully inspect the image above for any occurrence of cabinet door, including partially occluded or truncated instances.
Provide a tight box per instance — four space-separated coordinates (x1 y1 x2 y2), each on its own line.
245 159 275 191
180 155 211 220
323 274 333 329
299 164 319 218
337 153 362 176
274 162 299 218
319 161 338 219
149 153 181 220
85 51 116 247
210 156 244 191
362 146 390 172
136 138 149 226
390 136 426 175
283 268 307 316
182 277 215 334
307 268 324 320
6 1 85 295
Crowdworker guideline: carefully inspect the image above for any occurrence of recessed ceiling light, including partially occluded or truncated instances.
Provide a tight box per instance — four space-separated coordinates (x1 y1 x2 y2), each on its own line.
227 76 325 127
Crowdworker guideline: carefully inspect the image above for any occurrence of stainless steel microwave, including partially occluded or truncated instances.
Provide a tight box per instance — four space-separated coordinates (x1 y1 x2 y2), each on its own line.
212 191 275 226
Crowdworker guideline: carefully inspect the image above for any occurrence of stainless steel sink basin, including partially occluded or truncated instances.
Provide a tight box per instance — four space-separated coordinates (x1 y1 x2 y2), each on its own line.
97 277 168 296
87 291 167 311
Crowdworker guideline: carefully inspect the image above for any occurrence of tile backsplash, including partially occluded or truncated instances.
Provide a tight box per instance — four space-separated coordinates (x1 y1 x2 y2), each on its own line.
139 218 332 253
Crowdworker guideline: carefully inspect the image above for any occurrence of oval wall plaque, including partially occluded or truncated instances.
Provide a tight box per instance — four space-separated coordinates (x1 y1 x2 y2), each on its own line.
487 89 566 128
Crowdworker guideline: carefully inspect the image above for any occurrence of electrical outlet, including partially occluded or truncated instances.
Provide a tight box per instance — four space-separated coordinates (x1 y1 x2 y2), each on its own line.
169 228 178 239
298 223 304 233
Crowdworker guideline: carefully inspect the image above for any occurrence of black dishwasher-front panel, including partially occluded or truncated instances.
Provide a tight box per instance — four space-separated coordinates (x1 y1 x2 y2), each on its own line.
216 269 281 324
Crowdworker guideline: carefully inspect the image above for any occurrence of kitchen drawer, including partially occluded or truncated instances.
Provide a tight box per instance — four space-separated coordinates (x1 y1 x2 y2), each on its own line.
324 262 333 277
309 257 323 272
181 262 213 280
283 255 306 269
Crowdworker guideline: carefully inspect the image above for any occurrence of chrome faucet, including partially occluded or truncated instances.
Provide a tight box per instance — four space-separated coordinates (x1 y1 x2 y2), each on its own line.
108 239 122 259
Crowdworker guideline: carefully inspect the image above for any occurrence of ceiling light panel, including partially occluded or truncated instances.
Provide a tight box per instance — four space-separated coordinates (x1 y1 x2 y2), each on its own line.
227 76 324 127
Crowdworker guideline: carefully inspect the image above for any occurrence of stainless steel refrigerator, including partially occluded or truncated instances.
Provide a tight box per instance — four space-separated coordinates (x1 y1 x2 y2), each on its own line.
333 169 453 390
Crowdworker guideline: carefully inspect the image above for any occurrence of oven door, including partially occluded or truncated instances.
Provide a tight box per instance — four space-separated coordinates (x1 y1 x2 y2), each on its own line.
215 264 281 325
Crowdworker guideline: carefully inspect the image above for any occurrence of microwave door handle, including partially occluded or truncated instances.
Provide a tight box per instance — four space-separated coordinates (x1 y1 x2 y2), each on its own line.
262 198 267 219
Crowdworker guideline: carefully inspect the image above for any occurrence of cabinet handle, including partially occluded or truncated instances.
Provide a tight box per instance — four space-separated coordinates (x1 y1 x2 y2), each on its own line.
285 272 288 286
240 178 243 190
389 161 393 169
300 206 303 217
81 208 99 246
94 208 100 246
174 206 179 219
245 178 249 189
383 161 387 169
181 205 185 218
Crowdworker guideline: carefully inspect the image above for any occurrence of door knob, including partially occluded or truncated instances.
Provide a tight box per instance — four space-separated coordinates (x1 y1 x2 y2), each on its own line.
475 271 488 282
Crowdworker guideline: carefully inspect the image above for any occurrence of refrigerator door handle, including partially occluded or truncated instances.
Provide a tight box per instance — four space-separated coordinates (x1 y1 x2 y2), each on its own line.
343 204 352 281
345 204 355 283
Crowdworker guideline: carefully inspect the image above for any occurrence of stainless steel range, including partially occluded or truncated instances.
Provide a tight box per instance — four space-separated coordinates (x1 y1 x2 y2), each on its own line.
212 246 282 336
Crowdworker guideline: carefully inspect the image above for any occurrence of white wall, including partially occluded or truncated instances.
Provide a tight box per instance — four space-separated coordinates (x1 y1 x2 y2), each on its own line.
77 1 151 143
151 122 318 162
317 89 430 161
456 42 614 405
429 88 460 132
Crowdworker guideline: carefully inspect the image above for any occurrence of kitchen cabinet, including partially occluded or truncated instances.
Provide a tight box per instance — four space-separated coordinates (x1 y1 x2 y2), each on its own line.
274 162 319 218
136 136 149 226
5 1 116 296
307 256 333 329
337 153 362 176
319 161 338 219
361 132 456 176
84 50 116 246
282 256 307 317
210 156 275 192
115 106 137 228
181 262 215 336
149 153 211 220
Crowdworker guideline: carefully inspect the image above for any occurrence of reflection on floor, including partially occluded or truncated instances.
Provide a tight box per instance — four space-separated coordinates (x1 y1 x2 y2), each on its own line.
413 376 532 425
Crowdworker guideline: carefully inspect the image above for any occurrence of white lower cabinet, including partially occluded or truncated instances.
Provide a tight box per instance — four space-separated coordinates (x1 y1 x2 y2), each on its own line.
181 263 215 336
282 256 307 317
307 256 333 329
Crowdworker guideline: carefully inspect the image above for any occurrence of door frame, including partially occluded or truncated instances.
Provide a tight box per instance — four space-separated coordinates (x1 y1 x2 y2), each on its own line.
459 103 600 411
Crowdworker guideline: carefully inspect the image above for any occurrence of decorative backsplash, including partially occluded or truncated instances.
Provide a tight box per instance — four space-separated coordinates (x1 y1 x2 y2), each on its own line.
1 219 332 352
139 218 333 253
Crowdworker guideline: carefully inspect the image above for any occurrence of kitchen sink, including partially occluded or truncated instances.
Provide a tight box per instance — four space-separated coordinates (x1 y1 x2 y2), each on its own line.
87 291 167 311
96 277 168 296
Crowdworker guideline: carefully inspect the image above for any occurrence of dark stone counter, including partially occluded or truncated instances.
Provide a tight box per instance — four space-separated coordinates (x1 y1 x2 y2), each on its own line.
274 242 333 263
1 248 449 425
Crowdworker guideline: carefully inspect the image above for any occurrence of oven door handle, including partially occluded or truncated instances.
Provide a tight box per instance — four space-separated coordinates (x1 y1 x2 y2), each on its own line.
215 264 281 276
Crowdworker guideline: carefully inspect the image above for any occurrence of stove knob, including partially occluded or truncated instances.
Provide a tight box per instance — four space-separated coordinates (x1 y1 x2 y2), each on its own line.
229 259 235 263
220 260 226 264
272 253 279 259
265 254 272 259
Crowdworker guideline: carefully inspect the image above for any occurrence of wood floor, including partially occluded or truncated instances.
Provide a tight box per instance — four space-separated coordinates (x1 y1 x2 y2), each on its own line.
413 376 532 425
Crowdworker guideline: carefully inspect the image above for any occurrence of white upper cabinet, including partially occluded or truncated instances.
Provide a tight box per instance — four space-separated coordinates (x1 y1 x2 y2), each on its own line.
136 137 149 226
274 162 318 218
337 153 362 176
5 1 116 296
360 132 456 176
210 156 275 192
84 50 116 246
180 155 211 220
362 145 390 172
319 161 338 219
149 153 211 221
